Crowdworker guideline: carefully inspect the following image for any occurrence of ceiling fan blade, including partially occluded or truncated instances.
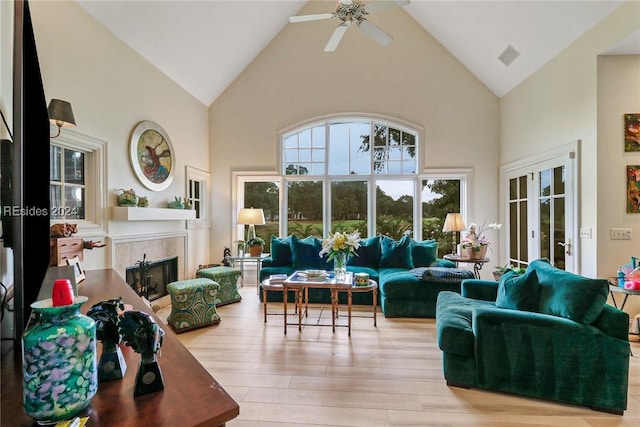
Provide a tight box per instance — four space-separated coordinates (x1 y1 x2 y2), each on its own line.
324 25 349 52
366 0 410 15
289 13 334 23
358 20 393 47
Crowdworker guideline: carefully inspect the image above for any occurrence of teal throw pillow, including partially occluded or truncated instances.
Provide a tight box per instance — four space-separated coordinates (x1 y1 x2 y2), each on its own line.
380 235 414 269
529 258 609 324
495 270 539 312
410 239 438 267
349 236 380 268
270 236 292 267
291 235 325 270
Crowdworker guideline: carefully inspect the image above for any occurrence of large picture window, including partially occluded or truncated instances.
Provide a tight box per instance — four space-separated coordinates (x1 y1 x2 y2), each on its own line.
236 116 467 258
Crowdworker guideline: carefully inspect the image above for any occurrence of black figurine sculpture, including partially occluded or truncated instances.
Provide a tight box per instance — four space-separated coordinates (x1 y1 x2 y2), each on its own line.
118 310 165 397
222 246 232 266
87 297 127 382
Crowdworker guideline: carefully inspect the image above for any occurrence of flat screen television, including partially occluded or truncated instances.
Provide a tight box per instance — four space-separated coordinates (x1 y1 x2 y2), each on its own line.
7 0 52 338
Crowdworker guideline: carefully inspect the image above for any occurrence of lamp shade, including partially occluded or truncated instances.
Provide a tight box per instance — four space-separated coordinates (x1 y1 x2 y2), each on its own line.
237 208 265 226
47 99 76 128
442 213 466 232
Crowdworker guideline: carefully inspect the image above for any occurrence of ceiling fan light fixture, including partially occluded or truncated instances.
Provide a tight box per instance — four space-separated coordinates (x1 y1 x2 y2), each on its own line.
290 0 409 52
334 2 368 25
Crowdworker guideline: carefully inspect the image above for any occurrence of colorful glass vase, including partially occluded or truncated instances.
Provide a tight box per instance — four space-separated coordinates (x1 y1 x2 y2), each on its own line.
22 296 98 424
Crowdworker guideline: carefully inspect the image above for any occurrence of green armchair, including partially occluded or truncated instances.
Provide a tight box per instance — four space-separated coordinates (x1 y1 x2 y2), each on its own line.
436 259 630 414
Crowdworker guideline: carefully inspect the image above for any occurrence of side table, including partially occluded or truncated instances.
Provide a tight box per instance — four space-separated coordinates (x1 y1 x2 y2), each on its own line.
608 279 640 340
338 280 378 327
228 253 269 291
443 254 490 279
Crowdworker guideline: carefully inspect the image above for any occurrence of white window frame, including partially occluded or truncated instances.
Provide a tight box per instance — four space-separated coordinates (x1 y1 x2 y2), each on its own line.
186 166 210 229
417 169 471 233
232 173 282 244
50 128 107 237
279 113 422 178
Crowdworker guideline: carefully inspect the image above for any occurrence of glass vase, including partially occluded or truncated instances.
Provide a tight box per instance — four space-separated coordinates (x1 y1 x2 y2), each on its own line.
22 296 98 424
333 252 348 282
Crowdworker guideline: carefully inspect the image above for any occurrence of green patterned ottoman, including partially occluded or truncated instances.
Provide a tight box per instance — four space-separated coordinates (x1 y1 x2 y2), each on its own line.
195 266 242 306
166 278 221 333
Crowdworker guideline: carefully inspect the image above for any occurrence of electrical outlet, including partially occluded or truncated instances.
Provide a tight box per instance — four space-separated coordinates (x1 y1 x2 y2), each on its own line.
579 228 592 239
610 228 632 240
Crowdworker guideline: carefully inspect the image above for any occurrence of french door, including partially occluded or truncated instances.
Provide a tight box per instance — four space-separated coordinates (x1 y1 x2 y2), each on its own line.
503 146 578 272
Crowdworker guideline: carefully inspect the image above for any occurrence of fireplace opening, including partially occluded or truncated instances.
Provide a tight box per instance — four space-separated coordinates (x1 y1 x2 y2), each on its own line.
125 256 178 301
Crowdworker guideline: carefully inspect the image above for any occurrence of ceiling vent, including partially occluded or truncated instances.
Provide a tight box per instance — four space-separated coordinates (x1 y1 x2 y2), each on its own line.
498 44 520 67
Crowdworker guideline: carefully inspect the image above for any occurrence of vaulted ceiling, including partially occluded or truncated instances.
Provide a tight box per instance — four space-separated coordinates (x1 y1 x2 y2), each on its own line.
77 1 636 106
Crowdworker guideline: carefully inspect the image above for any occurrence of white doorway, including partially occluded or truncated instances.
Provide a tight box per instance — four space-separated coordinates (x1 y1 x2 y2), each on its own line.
501 142 579 273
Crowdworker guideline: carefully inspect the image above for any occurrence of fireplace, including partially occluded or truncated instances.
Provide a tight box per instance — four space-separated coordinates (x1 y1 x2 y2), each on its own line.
125 256 178 301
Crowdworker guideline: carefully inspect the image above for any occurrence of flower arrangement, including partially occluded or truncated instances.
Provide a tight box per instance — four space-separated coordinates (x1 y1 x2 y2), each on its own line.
319 230 362 261
461 221 501 252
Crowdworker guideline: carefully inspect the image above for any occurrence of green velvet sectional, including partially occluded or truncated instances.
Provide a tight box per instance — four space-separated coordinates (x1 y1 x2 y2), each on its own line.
259 234 473 318
436 258 630 414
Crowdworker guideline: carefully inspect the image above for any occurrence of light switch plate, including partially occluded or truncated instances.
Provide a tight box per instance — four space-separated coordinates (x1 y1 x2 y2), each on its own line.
579 228 592 239
610 228 632 240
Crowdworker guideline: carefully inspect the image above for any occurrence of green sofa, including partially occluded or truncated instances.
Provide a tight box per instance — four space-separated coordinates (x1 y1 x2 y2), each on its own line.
436 258 630 414
259 234 474 317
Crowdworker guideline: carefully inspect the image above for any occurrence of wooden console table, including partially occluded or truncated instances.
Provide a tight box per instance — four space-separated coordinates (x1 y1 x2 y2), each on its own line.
1 269 239 427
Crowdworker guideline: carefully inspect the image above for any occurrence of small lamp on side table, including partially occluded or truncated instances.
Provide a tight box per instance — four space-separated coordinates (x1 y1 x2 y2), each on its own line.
442 213 466 255
237 207 265 241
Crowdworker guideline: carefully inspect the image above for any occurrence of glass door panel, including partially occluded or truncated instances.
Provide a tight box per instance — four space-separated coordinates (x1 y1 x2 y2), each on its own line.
507 174 529 270
539 165 566 270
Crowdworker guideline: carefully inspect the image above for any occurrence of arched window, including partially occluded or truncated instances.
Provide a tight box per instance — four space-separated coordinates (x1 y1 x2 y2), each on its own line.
235 116 467 257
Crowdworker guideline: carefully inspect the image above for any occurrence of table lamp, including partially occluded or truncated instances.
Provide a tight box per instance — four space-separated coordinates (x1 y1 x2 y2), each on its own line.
237 208 265 241
442 213 466 255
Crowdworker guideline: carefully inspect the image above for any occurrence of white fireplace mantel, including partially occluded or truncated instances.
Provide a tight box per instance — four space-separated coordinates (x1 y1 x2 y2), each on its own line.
111 207 196 221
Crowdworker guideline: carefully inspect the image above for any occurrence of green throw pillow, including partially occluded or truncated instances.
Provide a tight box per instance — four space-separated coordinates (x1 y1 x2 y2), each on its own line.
410 239 438 267
495 269 539 312
291 235 325 270
529 258 609 324
270 236 292 267
349 236 380 268
380 235 414 269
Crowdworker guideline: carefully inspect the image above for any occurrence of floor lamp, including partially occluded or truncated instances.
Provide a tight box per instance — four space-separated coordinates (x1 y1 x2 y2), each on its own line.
442 213 466 255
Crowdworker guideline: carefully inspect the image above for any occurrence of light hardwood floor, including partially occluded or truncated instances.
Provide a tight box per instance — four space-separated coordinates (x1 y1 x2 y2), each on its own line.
157 285 640 426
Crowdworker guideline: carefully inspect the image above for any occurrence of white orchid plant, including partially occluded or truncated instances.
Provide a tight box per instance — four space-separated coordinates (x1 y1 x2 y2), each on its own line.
461 221 502 252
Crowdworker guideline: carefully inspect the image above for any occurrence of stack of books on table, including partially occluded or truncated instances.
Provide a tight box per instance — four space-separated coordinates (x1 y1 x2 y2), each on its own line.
269 274 288 284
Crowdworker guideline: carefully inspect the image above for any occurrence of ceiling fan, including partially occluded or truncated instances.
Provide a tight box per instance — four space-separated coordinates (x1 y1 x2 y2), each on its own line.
289 0 410 52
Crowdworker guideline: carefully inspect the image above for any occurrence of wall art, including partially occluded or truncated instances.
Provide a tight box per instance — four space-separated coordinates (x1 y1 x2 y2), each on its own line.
129 121 175 191
624 113 640 152
627 165 640 213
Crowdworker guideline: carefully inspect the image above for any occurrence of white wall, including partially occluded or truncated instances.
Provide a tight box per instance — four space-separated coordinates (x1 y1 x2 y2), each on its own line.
501 1 640 316
597 54 640 316
28 1 211 275
501 1 640 278
209 1 500 271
